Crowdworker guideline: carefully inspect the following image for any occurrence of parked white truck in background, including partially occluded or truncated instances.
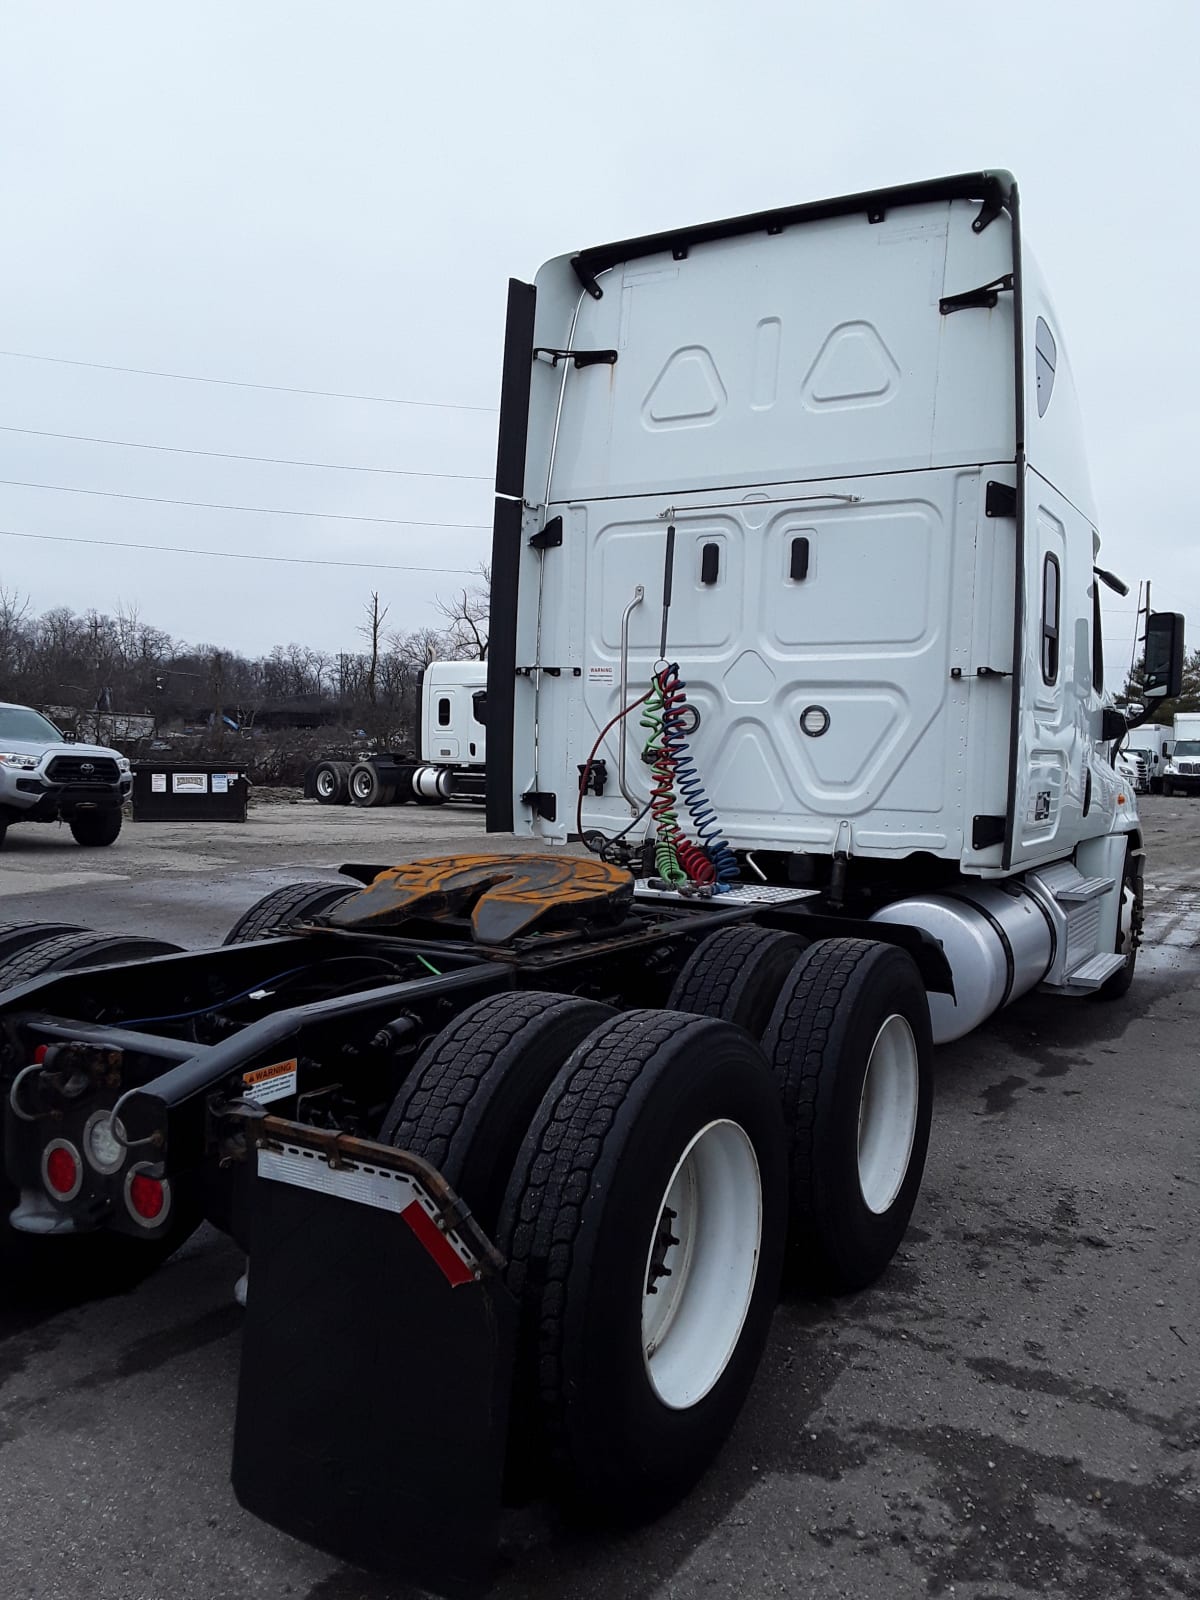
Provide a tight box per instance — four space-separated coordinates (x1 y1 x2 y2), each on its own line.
307 659 487 807
1124 722 1173 793
1163 712 1200 796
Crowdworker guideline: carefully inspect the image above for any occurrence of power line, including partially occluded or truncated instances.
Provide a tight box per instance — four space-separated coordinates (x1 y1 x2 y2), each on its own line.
0 477 489 531
0 526 480 576
0 348 497 413
0 423 493 482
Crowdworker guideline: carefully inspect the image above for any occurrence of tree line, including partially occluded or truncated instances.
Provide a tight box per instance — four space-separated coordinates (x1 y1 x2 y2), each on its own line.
0 570 489 745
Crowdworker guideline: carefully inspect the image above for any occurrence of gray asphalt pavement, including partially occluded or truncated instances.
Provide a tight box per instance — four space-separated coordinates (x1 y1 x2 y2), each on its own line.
1 796 1196 1600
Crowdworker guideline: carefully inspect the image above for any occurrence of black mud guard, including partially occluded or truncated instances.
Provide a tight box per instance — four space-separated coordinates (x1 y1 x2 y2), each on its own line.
231 1116 517 1599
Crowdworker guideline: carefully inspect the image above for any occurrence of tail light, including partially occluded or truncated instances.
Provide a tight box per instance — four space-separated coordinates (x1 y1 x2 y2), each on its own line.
124 1165 171 1228
42 1140 83 1202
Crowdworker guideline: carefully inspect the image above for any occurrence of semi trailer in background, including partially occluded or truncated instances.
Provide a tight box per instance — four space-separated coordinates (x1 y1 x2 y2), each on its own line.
0 171 1184 1596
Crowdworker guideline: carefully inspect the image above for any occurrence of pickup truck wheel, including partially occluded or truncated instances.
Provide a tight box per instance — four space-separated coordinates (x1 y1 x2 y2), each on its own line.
0 931 182 993
69 810 123 847
763 938 933 1293
667 925 808 1038
223 880 359 944
381 991 614 1233
497 1009 787 1516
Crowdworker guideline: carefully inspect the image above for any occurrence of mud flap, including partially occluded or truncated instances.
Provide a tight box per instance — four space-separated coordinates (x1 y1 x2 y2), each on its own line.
231 1118 516 1599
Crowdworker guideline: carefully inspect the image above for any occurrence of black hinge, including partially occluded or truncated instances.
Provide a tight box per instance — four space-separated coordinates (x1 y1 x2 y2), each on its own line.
521 790 557 822
972 814 1006 849
529 516 563 551
975 666 1012 679
533 347 618 370
939 273 1014 315
985 480 1017 518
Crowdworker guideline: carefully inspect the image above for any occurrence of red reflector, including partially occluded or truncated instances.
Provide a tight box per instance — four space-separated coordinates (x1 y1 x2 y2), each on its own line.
400 1200 473 1288
33 1045 49 1065
129 1173 165 1220
46 1145 78 1195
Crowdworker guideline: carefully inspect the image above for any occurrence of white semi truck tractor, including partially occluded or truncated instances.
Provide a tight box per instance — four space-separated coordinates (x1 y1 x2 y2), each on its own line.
0 172 1185 1595
307 659 488 806
1163 711 1200 796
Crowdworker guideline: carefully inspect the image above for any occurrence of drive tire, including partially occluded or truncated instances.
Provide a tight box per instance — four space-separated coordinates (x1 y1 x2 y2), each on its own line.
667 925 808 1039
0 922 87 963
313 761 349 805
349 762 392 808
380 991 615 1233
223 880 359 944
0 931 182 994
763 938 933 1293
497 1009 787 1517
69 810 123 847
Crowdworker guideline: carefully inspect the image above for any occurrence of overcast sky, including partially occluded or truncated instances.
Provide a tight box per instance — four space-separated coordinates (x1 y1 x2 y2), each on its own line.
1 0 1195 682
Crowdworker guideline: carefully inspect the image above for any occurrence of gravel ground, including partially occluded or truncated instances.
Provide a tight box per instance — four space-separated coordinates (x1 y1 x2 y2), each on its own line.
0 796 1196 1600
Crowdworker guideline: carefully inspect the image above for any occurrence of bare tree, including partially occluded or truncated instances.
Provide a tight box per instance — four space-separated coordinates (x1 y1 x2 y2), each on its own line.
358 592 389 706
435 563 490 660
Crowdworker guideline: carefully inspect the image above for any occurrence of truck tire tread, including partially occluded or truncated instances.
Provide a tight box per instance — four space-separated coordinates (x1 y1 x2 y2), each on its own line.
223 881 358 945
763 937 933 1293
667 924 807 1037
381 991 614 1231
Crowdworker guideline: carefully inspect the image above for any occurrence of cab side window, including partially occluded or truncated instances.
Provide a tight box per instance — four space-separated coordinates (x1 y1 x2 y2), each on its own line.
1035 317 1057 417
1041 554 1060 684
437 696 451 727
1092 581 1104 693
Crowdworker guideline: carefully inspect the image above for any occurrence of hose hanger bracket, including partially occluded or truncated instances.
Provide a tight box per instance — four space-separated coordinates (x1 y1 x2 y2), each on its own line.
533 347 618 370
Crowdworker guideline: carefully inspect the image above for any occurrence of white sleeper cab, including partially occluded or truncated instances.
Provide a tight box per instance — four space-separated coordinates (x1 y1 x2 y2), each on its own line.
488 169 1184 1041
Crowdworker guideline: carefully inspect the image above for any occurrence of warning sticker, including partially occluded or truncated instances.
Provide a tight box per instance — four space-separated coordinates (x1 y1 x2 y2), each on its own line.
242 1058 298 1105
587 664 615 685
150 773 166 793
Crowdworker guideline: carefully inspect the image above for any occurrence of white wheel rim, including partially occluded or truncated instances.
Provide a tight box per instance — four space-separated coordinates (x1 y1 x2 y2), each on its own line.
316 770 335 797
857 1014 919 1215
351 771 372 799
641 1118 762 1411
1116 884 1135 957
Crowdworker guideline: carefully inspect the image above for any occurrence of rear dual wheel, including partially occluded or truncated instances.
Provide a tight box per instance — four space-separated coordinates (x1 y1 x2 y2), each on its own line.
0 930 181 995
384 995 787 1517
313 761 350 805
349 762 395 808
223 880 359 944
762 938 932 1292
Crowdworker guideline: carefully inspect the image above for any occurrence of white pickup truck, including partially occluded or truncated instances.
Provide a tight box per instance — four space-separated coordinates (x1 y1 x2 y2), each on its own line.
0 701 131 848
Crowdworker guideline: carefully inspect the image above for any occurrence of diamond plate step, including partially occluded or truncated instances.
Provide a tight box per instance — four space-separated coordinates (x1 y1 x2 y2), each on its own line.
1063 951 1126 988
